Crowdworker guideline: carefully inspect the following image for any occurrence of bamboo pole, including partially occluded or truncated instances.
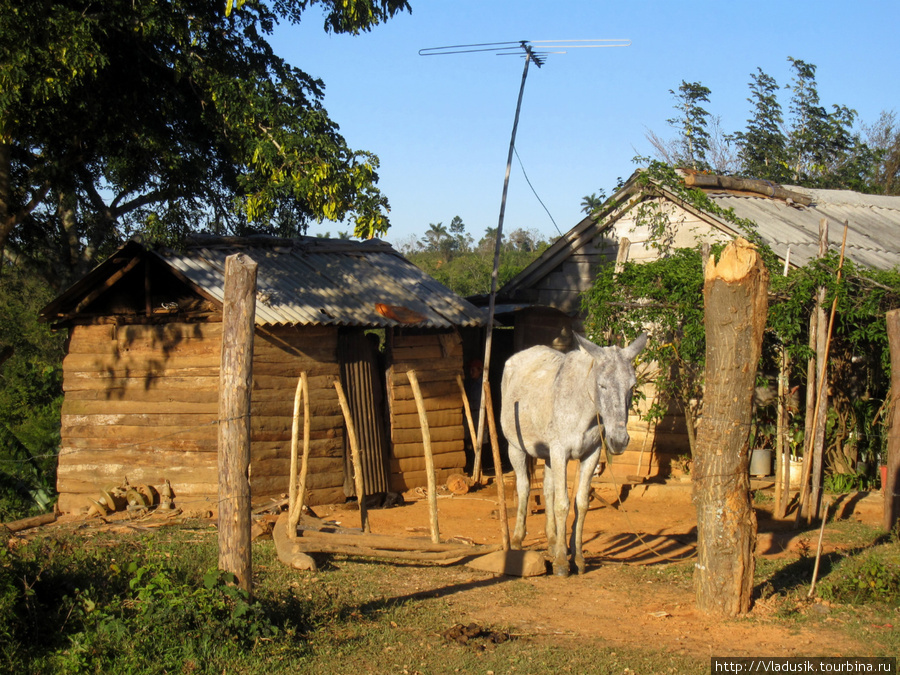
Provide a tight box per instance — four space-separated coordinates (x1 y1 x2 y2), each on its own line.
407 370 440 544
483 380 510 550
775 251 792 518
796 222 849 525
457 374 478 477
808 498 831 598
333 378 370 533
288 371 310 536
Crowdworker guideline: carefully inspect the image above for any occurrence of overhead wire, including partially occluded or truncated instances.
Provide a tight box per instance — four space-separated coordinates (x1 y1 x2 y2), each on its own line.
512 146 563 238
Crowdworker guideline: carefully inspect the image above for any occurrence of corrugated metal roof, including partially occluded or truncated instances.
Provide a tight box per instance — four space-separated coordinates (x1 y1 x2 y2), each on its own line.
156 235 488 328
702 187 900 270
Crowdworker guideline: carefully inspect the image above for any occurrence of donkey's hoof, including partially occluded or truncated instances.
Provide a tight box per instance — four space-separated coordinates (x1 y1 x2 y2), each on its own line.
553 562 570 577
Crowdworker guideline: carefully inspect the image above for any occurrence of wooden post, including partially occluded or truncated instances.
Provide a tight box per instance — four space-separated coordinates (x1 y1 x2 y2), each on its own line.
457 374 478 469
407 369 440 544
775 349 792 518
334 378 370 533
885 309 900 533
288 371 310 536
693 238 768 616
483 381 510 550
798 222 848 524
217 253 257 595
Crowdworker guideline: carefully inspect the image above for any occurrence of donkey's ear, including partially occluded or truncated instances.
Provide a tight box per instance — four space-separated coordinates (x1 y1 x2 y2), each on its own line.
574 333 602 356
622 333 648 360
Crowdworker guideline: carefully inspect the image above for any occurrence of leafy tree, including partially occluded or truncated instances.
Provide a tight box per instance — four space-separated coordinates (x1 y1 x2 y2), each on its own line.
449 215 472 254
666 81 713 171
733 68 789 182
0 266 64 518
0 0 411 288
783 57 872 189
864 110 900 195
421 222 449 254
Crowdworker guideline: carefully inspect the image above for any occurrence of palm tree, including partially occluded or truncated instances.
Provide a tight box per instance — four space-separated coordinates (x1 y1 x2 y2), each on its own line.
581 191 606 215
421 222 449 252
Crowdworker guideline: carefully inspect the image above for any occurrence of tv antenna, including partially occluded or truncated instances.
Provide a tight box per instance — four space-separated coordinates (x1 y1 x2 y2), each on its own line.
420 39 630 483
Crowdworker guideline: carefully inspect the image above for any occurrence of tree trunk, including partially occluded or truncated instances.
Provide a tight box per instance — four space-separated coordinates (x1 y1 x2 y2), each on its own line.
0 140 12 262
217 253 257 595
693 238 768 616
885 309 900 533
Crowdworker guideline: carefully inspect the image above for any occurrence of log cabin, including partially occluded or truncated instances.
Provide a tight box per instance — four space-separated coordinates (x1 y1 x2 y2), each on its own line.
40 235 488 514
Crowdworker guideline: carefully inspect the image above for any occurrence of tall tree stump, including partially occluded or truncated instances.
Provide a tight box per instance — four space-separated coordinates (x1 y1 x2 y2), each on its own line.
693 238 768 616
885 309 900 533
217 253 257 595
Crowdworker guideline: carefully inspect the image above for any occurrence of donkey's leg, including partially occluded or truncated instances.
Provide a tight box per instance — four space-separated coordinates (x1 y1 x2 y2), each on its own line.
571 452 600 575
508 444 530 550
541 458 557 553
549 454 571 576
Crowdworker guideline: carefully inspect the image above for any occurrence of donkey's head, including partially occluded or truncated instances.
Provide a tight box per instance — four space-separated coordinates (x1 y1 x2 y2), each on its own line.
576 333 648 454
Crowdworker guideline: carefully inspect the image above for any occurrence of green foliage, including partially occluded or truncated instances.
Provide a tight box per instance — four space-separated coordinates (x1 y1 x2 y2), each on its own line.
819 553 900 606
823 471 874 494
732 68 789 183
1 0 411 287
0 533 303 672
404 219 550 297
582 245 707 442
0 266 64 520
666 80 713 171
582 161 900 464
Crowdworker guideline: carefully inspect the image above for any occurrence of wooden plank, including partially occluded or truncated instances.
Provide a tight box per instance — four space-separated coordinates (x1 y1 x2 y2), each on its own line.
391 440 463 458
392 409 462 431
391 425 465 448
390 395 463 417
391 452 466 474
62 399 220 415
63 375 217 393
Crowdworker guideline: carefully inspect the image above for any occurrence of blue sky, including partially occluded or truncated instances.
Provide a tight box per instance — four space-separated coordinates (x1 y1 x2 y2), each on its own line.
270 0 899 248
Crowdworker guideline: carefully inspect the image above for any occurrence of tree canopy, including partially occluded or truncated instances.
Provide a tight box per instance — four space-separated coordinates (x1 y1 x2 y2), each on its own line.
0 0 411 287
644 57 898 195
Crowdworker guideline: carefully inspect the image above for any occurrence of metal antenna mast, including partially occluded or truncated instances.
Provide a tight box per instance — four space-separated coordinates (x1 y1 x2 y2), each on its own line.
420 39 630 482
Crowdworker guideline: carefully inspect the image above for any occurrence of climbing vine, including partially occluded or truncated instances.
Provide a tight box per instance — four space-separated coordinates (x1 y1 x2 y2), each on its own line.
583 161 900 473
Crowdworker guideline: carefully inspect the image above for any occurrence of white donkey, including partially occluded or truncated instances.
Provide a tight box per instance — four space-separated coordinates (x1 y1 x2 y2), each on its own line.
500 333 647 576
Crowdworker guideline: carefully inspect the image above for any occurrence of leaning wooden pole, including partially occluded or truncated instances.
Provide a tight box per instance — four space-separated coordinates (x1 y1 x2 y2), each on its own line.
483 381 510 550
288 371 310 535
693 238 768 617
407 370 441 544
334 378 370 533
797 222 848 524
457 374 478 474
475 48 537 483
885 309 900 533
217 253 257 595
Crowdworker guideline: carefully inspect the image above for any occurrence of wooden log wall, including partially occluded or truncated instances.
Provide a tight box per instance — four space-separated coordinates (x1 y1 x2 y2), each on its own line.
387 332 466 491
57 322 345 513
248 326 343 506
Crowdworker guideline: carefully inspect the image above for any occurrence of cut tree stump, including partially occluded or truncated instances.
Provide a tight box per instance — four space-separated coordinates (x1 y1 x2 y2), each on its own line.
693 238 768 617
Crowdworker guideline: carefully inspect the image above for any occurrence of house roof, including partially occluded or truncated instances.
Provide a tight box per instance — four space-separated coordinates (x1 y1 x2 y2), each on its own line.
498 170 900 305
42 235 488 329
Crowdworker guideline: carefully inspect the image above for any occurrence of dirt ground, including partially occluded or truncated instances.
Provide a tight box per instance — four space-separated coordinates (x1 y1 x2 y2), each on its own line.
313 474 892 658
